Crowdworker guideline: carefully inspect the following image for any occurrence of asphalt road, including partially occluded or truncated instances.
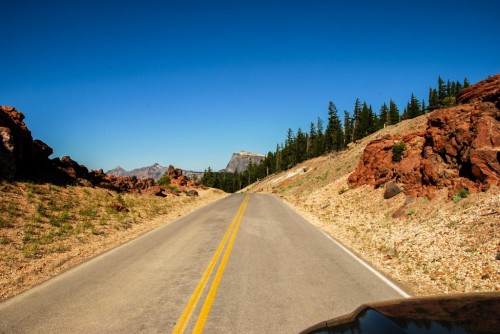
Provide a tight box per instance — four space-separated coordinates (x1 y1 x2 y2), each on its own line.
0 193 407 333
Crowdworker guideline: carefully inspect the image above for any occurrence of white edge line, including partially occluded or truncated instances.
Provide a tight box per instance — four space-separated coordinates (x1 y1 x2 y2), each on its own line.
320 230 411 298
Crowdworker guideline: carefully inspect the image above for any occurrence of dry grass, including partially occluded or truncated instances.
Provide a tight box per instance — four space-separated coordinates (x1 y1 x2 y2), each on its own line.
0 181 227 301
247 115 500 296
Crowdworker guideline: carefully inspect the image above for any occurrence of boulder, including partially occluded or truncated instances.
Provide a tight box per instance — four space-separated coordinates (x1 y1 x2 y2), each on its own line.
384 182 402 199
186 190 199 197
142 185 167 197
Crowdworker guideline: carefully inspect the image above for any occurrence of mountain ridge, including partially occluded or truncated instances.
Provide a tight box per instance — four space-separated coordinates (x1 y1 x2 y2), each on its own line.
107 163 204 181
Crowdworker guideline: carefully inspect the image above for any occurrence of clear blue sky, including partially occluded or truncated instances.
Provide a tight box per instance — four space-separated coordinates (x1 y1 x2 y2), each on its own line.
1 0 499 172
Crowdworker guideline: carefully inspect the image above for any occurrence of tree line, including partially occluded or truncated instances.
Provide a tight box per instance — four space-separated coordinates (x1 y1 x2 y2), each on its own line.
201 76 469 192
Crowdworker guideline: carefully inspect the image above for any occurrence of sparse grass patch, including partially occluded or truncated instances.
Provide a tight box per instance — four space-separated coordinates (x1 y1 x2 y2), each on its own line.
0 235 11 245
453 189 470 203
338 187 349 195
22 243 41 258
316 171 329 181
0 217 14 228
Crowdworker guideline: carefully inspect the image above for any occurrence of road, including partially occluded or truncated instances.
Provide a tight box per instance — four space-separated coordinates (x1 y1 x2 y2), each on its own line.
0 193 407 333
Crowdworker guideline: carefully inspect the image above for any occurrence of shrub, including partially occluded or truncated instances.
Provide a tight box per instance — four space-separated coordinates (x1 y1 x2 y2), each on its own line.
157 173 171 186
453 188 470 203
392 142 407 162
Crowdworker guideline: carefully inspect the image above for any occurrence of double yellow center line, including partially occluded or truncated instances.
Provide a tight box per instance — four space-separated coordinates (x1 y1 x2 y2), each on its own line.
172 193 250 334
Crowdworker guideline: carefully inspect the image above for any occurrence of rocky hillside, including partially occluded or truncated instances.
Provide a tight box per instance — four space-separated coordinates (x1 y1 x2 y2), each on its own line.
246 74 500 296
225 151 265 173
349 74 499 199
0 106 203 196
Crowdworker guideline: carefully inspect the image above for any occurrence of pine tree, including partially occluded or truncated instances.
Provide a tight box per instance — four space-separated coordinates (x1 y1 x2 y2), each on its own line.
325 101 338 152
325 101 344 152
352 98 364 141
463 77 470 88
343 110 353 146
284 128 296 168
296 127 308 163
313 117 325 157
438 76 446 103
406 93 422 119
275 143 282 172
379 102 389 128
427 88 439 112
388 100 400 125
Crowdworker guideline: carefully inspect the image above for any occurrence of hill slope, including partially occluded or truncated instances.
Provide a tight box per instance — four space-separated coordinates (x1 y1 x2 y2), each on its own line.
247 75 499 295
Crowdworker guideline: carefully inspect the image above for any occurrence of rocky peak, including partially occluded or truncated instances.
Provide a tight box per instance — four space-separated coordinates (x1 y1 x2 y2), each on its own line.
225 151 265 173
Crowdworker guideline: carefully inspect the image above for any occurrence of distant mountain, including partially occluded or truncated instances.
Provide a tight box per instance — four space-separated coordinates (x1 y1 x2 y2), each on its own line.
107 163 167 180
107 163 204 181
106 166 128 177
225 151 265 173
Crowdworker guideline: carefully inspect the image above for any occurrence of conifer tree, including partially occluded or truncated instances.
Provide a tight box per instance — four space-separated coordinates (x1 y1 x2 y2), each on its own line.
296 127 308 163
325 101 339 152
427 88 439 112
379 102 389 128
343 110 353 145
313 117 325 157
438 76 446 102
352 98 364 141
407 93 422 119
388 100 400 125
325 101 344 152
463 77 470 88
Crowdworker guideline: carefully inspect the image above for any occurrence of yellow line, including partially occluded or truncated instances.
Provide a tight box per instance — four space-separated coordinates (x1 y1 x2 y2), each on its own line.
192 194 250 333
172 194 250 334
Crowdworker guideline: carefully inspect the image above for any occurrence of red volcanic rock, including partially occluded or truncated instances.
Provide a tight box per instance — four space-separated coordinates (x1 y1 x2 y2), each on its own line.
0 106 72 183
0 106 34 178
167 164 198 190
142 185 167 197
349 74 500 198
52 156 89 179
457 74 500 106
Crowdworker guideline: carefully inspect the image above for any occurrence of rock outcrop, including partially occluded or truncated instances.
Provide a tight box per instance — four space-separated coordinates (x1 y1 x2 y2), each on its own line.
348 74 500 198
166 165 201 191
225 151 265 173
0 105 202 196
0 106 73 183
